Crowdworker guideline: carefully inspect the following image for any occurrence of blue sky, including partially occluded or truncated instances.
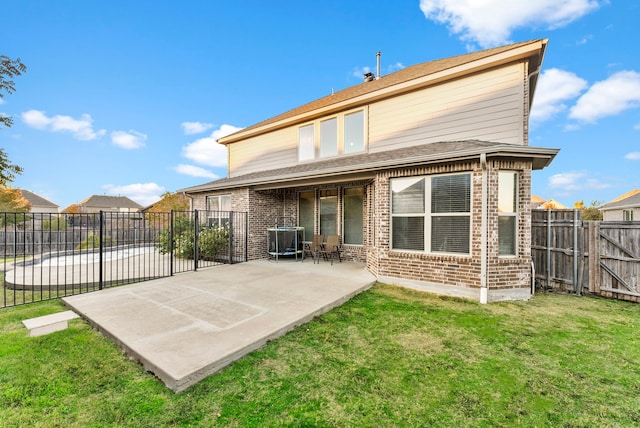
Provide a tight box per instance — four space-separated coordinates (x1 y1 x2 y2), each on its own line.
1 1 639 209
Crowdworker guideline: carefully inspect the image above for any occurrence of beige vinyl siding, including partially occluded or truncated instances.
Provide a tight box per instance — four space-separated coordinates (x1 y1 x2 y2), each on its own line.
228 62 526 177
229 127 298 177
369 63 525 151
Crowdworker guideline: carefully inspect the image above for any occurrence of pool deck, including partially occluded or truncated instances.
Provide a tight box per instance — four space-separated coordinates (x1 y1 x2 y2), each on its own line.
62 258 375 392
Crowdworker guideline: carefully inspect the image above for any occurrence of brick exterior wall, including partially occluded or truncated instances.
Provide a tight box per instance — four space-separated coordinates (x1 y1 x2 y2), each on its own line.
368 159 534 295
188 158 535 299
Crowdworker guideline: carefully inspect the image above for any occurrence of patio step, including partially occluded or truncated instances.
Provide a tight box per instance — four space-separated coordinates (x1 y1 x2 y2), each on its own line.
22 310 80 337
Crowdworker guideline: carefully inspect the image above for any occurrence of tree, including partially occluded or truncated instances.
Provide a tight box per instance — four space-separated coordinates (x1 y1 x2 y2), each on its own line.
0 187 31 226
145 191 190 228
1 55 27 186
574 200 603 221
1 55 27 129
147 191 190 212
62 203 82 214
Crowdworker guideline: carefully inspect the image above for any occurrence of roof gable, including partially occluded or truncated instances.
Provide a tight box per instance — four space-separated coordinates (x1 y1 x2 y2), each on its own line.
219 39 547 145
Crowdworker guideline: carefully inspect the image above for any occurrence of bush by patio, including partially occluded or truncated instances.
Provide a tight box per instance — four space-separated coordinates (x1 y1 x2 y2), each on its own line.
156 223 229 261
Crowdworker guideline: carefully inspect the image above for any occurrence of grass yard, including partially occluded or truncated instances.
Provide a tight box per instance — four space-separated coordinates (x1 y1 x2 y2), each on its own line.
1 284 640 427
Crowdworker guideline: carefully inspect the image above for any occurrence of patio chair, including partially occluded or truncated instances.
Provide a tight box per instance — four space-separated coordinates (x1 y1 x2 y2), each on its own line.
303 234 324 263
320 235 343 265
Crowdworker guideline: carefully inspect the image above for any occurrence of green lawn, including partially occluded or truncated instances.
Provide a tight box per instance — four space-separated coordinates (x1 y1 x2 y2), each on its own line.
1 284 639 427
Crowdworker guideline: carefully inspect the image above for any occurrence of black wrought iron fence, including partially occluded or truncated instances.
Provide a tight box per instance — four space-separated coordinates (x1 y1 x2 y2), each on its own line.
1 210 247 308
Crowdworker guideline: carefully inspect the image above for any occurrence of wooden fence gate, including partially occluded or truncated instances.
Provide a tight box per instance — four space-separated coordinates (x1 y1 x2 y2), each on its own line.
532 209 640 303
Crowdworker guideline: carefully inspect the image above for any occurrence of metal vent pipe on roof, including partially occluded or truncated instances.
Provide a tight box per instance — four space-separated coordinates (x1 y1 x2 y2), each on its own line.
376 51 381 79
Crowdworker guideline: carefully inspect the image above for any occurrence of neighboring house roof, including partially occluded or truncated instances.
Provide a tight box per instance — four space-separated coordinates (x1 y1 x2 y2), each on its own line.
539 199 568 209
182 140 558 193
531 195 546 208
19 189 59 209
600 190 640 211
219 39 547 144
77 195 143 210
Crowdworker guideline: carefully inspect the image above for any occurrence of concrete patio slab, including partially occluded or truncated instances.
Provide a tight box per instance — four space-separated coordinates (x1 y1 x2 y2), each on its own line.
62 259 375 392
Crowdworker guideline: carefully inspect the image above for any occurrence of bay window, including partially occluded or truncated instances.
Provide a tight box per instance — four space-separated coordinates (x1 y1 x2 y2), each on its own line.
391 173 471 254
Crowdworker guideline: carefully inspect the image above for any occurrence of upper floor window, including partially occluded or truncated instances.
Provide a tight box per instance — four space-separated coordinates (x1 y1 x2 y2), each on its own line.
391 173 471 255
298 108 366 161
344 110 364 154
298 124 315 161
623 209 634 221
320 118 338 157
498 171 518 256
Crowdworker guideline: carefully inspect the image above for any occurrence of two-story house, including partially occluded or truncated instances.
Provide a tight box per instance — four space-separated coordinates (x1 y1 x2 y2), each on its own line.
182 39 559 303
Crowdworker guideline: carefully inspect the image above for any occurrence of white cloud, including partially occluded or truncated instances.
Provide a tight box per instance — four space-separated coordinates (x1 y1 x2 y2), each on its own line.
0 98 5 105
181 121 214 135
174 164 219 179
419 0 601 48
102 182 165 207
625 152 640 161
531 68 588 123
635 123 640 130
21 109 106 140
111 130 147 149
569 71 640 123
548 171 610 193
181 124 242 168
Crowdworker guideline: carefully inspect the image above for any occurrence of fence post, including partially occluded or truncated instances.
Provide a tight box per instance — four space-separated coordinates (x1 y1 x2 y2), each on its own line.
573 209 580 296
228 211 234 265
588 221 600 294
99 211 104 290
194 210 199 271
546 209 551 290
169 210 174 276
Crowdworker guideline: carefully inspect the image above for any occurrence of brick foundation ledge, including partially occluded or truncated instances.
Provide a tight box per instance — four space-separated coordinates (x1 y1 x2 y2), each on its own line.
377 275 532 303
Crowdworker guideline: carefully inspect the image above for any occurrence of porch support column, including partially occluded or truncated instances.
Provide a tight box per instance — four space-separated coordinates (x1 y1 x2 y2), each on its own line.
480 153 489 304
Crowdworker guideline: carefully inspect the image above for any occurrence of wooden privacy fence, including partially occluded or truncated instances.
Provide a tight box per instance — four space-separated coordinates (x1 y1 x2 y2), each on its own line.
532 209 640 303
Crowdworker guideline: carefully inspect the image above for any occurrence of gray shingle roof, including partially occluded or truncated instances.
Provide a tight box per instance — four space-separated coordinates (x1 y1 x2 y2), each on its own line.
600 192 640 210
181 140 558 193
19 189 59 208
78 195 143 209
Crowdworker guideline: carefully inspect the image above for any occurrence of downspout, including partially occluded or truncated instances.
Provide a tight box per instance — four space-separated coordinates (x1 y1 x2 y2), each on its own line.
182 192 194 211
480 153 489 304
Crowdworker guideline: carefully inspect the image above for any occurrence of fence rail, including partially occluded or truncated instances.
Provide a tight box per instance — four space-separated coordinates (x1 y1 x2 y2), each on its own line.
532 209 640 303
1 210 247 308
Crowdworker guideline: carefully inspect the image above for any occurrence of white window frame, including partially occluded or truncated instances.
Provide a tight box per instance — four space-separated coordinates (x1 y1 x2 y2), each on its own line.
206 194 232 227
342 186 364 245
297 107 367 161
623 209 634 221
298 124 315 161
390 173 472 255
498 171 518 257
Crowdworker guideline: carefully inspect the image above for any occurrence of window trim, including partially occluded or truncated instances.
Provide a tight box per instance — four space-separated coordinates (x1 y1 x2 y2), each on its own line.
390 172 472 256
206 194 232 228
297 107 367 162
498 171 518 257
342 186 364 246
623 209 634 221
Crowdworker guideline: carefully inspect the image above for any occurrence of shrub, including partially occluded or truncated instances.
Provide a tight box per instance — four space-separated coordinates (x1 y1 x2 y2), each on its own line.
76 232 113 250
43 217 68 230
198 226 229 260
155 221 229 261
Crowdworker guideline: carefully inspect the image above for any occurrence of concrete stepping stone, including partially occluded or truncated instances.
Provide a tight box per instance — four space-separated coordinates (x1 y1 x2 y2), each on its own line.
22 310 80 337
